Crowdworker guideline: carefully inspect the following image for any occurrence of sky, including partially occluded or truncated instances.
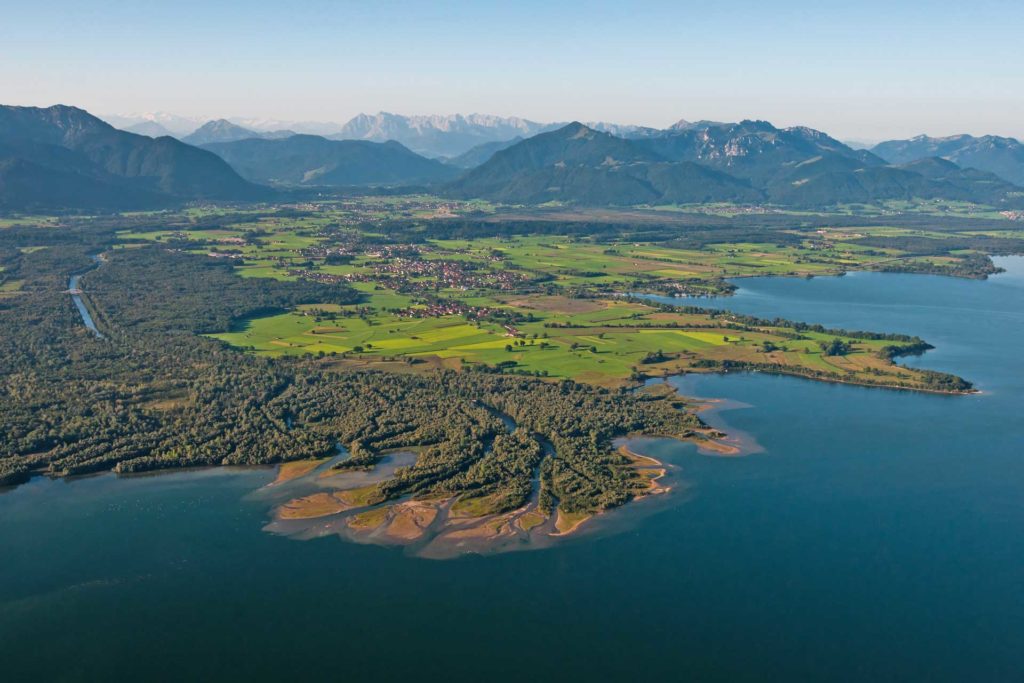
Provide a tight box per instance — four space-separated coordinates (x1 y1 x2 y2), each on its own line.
3 0 1023 141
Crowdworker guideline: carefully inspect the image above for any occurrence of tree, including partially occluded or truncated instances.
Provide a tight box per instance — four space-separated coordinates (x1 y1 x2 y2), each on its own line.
819 338 852 356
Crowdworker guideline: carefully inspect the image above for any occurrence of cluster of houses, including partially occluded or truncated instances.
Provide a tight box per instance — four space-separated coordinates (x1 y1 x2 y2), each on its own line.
395 300 494 319
371 257 526 292
284 268 347 284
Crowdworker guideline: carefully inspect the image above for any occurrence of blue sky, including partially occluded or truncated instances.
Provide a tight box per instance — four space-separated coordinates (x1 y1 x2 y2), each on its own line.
3 0 1022 140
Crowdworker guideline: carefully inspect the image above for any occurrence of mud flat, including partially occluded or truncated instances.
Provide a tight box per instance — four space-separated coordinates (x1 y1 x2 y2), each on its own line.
347 500 440 542
271 458 329 485
275 485 378 520
265 435 686 559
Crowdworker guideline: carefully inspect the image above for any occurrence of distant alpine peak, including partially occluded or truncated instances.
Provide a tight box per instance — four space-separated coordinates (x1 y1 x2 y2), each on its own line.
333 112 557 157
342 111 547 135
197 118 240 130
181 119 261 145
562 121 594 134
101 111 205 136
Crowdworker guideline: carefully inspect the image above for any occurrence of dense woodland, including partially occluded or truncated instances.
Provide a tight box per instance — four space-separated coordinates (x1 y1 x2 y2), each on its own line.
0 224 697 515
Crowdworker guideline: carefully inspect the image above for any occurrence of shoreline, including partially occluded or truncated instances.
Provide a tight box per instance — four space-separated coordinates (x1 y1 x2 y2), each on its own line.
673 366 979 396
618 445 672 494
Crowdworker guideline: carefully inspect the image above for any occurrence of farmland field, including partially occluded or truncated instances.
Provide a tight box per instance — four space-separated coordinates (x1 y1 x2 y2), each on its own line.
100 198 1010 392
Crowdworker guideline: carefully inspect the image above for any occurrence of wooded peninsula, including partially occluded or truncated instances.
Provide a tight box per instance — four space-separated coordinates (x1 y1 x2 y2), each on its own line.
2 198 1010 551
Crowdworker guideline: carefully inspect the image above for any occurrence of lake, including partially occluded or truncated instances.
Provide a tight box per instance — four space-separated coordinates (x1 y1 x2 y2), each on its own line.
1 257 1022 681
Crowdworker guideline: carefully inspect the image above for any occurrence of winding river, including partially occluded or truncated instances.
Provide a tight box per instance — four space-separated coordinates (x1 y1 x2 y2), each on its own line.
67 254 103 338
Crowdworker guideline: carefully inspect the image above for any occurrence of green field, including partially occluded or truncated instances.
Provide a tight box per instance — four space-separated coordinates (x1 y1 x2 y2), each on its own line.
211 288 939 389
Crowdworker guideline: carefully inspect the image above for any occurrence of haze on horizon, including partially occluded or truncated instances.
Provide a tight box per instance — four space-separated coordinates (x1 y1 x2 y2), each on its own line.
3 0 1022 142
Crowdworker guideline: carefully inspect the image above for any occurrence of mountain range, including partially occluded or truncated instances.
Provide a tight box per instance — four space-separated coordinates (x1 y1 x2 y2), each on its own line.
326 113 557 157
6 104 1024 212
105 112 698 159
444 123 759 204
102 111 1024 189
0 105 267 211
446 121 1024 208
871 134 1024 186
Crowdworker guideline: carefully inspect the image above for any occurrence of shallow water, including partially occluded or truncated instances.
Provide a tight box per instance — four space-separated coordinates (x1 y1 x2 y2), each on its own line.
1 258 1022 681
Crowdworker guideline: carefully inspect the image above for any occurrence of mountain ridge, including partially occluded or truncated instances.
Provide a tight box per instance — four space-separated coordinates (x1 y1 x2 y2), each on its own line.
330 112 559 157
8 104 1023 211
446 121 1023 208
0 104 269 210
872 134 1024 186
445 122 762 204
201 134 459 187
182 119 296 146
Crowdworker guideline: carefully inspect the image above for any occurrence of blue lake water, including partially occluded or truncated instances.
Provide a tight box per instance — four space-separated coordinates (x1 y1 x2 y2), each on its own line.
1 258 1022 681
